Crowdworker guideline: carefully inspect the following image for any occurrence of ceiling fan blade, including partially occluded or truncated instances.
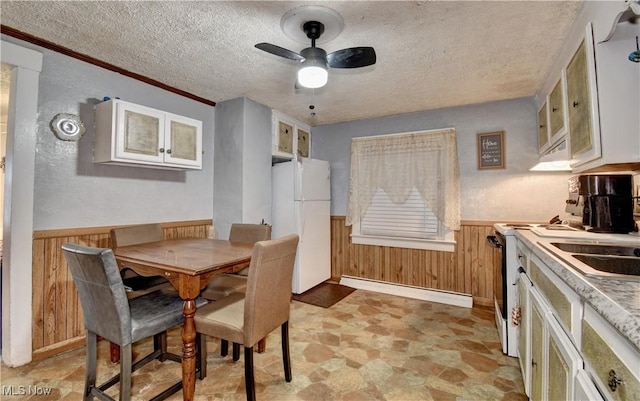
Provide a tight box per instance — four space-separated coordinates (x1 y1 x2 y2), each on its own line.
327 47 376 68
255 43 304 61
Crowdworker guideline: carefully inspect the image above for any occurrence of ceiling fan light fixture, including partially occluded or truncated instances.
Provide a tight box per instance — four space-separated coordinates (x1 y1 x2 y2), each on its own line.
298 62 328 88
298 47 328 88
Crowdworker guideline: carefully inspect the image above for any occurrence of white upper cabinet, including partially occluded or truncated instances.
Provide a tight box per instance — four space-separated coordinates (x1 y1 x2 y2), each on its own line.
272 110 311 161
574 17 640 172
94 99 203 170
535 2 640 173
538 72 569 155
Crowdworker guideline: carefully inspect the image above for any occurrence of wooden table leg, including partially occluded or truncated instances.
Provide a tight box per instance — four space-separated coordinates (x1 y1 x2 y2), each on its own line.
181 298 197 401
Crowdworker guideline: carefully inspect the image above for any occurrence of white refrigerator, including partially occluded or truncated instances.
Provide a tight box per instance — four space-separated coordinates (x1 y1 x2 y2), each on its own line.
272 158 331 294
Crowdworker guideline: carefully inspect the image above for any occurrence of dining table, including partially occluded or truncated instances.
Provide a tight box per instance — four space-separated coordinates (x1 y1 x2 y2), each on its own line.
113 238 254 401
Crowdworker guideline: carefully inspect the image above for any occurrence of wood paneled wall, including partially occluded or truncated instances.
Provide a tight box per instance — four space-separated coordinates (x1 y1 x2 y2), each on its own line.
31 220 212 361
31 218 499 360
330 216 500 306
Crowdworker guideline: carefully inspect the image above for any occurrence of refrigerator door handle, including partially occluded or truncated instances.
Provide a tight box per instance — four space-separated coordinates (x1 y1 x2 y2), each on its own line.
297 201 305 242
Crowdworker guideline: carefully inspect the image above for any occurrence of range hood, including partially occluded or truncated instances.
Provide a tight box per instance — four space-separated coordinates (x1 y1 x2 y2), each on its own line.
530 139 572 172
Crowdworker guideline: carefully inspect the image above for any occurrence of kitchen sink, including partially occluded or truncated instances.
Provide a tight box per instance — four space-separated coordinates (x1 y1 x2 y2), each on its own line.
551 242 640 257
540 241 640 280
572 254 640 277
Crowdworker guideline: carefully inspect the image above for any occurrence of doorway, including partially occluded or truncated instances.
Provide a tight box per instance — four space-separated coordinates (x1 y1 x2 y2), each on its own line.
1 40 41 367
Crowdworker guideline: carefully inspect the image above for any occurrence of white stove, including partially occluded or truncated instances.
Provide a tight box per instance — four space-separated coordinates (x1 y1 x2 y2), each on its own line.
491 223 543 357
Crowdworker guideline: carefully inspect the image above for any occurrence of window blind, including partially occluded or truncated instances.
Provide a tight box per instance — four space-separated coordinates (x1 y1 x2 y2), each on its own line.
361 187 438 239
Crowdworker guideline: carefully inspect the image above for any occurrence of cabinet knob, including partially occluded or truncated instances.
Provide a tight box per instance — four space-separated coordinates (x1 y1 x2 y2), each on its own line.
608 369 624 392
552 107 558 112
159 148 165 153
531 360 537 368
572 101 579 108
539 125 545 129
166 149 172 154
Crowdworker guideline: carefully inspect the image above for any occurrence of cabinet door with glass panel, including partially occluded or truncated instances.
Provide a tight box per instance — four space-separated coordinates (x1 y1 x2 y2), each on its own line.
547 72 568 147
164 113 202 168
115 101 166 164
538 101 550 152
566 22 601 168
530 287 547 401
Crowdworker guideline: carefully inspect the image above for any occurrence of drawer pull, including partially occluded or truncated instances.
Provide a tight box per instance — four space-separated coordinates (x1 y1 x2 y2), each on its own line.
608 369 624 392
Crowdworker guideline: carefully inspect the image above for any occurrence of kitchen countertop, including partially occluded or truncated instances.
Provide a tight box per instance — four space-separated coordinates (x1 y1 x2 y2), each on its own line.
516 230 640 351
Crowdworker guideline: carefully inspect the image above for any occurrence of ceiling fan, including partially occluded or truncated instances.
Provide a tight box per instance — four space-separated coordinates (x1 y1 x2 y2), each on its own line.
255 19 376 89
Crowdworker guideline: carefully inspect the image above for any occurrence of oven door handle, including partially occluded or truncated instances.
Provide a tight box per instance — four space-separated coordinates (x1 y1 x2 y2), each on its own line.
486 235 502 248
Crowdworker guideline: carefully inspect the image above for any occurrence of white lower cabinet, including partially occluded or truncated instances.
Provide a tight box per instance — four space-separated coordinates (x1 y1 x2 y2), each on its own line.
528 286 583 401
516 239 611 401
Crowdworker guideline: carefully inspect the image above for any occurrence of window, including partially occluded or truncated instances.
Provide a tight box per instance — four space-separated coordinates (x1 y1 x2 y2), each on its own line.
347 128 460 252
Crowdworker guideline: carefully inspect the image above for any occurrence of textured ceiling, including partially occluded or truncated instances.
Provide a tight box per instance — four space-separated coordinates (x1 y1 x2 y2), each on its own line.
1 1 582 126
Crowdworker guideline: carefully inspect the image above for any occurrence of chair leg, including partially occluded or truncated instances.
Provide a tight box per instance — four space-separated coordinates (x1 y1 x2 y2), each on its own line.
281 322 292 382
233 343 240 361
119 344 132 401
196 333 207 380
110 341 121 363
85 331 98 401
257 338 266 353
244 346 256 401
220 339 229 357
154 331 168 361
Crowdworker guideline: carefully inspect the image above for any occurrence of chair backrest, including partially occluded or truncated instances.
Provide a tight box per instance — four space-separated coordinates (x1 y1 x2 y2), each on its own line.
243 234 299 346
110 223 163 248
229 223 272 245
62 243 132 346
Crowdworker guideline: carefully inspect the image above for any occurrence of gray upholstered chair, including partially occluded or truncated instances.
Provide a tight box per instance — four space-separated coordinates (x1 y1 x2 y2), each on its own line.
109 223 172 362
195 234 299 401
62 243 206 401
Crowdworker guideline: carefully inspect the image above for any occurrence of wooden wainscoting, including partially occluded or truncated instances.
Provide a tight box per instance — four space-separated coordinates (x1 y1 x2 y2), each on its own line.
31 219 212 361
330 216 500 306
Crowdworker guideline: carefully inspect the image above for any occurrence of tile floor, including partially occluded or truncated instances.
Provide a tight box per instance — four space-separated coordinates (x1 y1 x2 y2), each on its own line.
1 289 526 400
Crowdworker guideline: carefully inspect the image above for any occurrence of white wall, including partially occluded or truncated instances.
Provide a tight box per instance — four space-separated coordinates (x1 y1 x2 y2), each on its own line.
213 97 272 239
312 97 572 222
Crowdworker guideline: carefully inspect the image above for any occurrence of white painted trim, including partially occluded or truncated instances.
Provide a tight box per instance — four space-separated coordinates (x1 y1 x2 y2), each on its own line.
350 233 455 252
1 39 42 367
0 41 43 72
339 275 473 308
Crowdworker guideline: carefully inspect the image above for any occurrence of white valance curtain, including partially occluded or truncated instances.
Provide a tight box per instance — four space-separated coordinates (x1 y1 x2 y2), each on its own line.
346 128 461 231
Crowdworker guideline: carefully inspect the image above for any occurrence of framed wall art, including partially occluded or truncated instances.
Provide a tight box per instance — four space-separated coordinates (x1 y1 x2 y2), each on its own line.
477 131 505 170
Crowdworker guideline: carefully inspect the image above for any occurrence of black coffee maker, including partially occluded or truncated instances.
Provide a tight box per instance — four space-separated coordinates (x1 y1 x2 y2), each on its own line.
578 174 636 233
